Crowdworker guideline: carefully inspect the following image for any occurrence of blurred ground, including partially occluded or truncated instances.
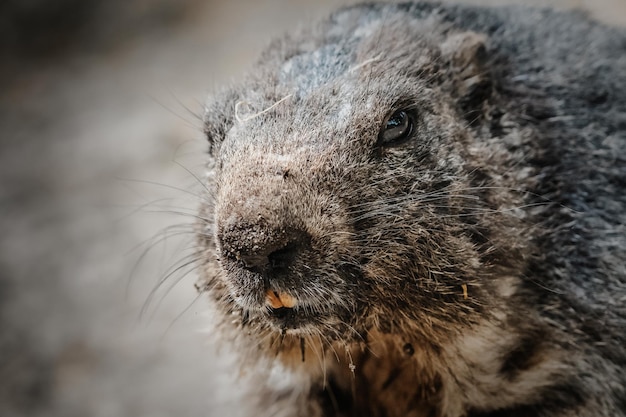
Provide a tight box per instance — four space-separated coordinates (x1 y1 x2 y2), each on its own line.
0 1 624 416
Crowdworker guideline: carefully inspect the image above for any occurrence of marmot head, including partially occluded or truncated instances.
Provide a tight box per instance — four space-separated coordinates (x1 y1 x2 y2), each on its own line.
199 5 529 355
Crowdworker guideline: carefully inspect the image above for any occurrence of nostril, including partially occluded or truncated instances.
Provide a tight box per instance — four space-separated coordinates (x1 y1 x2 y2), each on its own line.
239 253 270 274
237 241 301 275
268 241 300 271
218 224 311 274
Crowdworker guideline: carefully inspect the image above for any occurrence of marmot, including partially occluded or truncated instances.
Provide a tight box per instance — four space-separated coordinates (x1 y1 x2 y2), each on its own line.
197 2 626 416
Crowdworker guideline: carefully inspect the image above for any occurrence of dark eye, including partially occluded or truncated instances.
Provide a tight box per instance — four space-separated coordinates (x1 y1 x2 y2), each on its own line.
378 110 414 146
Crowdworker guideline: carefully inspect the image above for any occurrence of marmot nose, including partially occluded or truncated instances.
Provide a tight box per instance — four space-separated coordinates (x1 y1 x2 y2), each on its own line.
219 225 310 275
239 240 300 274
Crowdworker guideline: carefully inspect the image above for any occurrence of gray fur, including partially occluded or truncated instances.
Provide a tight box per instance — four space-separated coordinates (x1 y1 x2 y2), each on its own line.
198 2 626 416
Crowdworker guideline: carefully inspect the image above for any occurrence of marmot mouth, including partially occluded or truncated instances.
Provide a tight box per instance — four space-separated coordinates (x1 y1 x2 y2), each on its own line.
268 306 295 320
266 306 319 330
265 289 302 329
265 289 297 309
264 289 324 330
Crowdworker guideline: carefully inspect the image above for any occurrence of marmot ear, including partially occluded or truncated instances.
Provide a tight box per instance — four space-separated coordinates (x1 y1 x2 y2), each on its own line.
440 32 492 124
203 89 240 154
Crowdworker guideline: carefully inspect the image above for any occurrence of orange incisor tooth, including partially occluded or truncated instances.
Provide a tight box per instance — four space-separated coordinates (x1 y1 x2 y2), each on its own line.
266 290 284 309
280 292 297 308
265 290 297 309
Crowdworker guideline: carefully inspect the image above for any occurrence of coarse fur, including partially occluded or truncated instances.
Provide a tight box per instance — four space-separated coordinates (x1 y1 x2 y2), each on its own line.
197 2 626 416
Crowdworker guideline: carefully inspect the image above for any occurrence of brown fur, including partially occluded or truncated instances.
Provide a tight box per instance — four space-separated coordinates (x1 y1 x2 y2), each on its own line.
197 3 626 416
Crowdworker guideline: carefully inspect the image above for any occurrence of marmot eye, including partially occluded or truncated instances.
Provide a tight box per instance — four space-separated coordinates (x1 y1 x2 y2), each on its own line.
378 110 414 145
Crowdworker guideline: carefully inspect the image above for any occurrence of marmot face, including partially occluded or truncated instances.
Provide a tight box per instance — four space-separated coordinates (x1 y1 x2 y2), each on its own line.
201 10 526 348
198 3 626 416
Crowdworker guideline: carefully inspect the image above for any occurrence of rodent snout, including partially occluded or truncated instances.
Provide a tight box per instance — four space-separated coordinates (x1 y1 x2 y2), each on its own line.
218 222 312 277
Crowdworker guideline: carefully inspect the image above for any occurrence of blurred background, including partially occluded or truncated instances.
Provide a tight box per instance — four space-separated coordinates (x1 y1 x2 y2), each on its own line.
0 1 624 416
